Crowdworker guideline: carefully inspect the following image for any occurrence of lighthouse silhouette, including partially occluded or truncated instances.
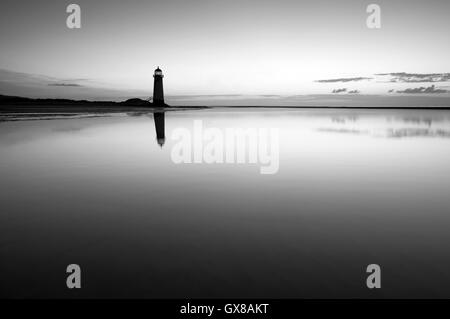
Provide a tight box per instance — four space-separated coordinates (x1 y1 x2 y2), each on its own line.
153 66 165 106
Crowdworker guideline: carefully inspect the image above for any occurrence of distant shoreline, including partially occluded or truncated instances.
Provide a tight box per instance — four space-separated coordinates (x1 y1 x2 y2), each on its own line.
1 94 450 113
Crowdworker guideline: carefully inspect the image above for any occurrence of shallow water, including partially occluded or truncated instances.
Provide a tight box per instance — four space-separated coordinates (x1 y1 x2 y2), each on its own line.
1 108 450 298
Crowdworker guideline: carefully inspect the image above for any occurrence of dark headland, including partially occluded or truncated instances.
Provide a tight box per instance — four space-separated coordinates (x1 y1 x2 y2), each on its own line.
0 94 205 114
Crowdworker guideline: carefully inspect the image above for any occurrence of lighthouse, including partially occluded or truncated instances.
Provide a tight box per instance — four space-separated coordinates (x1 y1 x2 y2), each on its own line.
153 66 165 106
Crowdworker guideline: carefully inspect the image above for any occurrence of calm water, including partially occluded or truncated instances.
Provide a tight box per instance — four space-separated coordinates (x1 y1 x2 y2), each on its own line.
1 108 450 298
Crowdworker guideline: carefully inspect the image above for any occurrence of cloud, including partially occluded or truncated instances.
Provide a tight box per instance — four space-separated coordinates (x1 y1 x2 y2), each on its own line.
0 68 148 100
316 77 372 83
377 72 450 83
48 83 83 87
332 88 347 93
347 90 360 94
397 85 448 94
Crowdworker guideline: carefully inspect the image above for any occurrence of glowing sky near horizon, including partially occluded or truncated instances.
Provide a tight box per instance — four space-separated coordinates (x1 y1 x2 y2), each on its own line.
1 0 450 98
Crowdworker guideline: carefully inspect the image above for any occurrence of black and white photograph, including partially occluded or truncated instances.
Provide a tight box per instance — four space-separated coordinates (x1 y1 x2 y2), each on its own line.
1 0 450 313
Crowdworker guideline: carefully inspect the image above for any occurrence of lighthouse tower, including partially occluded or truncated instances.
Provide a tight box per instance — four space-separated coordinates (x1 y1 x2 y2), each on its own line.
153 66 165 106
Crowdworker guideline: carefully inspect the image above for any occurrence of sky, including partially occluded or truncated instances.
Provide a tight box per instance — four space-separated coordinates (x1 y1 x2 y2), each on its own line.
1 0 450 105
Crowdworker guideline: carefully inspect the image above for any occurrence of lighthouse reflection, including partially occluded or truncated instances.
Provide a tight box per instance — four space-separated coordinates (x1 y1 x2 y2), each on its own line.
153 111 166 147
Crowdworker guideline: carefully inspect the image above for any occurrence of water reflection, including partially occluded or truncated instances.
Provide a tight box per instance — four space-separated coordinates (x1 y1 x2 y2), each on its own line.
386 128 450 138
127 111 165 147
153 111 166 147
317 127 450 138
1 108 450 298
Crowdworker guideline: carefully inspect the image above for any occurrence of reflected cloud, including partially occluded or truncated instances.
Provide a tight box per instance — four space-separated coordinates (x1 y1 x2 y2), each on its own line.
318 127 450 139
386 128 450 138
318 112 450 139
317 128 368 135
400 117 433 127
331 116 359 123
